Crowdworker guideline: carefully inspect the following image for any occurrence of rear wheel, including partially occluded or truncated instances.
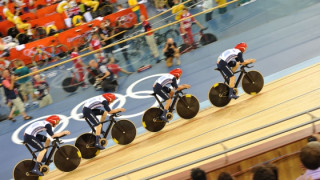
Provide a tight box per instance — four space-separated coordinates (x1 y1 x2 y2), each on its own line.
62 77 79 93
142 107 166 132
208 83 231 107
75 133 100 159
13 159 39 180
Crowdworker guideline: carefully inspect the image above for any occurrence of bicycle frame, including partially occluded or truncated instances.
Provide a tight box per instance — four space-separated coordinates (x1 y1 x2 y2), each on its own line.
217 64 255 88
84 114 121 139
153 90 184 113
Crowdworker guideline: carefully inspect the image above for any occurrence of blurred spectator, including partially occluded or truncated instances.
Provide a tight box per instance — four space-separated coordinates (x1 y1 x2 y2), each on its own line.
24 0 36 13
171 0 184 21
252 164 278 180
71 46 88 88
191 168 207 180
154 0 165 12
2 69 32 121
128 0 140 23
116 4 125 11
81 0 99 12
106 56 133 78
217 172 234 180
98 20 114 56
33 74 52 108
202 0 213 22
89 32 105 58
14 60 37 107
88 60 118 92
13 9 33 35
31 66 46 84
140 15 160 63
216 0 227 14
113 20 134 62
3 2 14 22
163 38 180 67
296 138 320 180
180 8 204 47
57 0 71 14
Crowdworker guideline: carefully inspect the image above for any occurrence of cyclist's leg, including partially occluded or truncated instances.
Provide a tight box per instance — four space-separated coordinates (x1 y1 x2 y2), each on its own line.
23 134 45 176
153 84 171 122
218 60 238 99
83 107 105 149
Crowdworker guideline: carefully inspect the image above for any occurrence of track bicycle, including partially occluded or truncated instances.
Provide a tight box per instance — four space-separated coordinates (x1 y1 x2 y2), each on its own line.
75 112 136 159
208 63 264 107
179 27 217 54
61 67 98 93
32 35 69 68
142 88 200 132
13 136 81 180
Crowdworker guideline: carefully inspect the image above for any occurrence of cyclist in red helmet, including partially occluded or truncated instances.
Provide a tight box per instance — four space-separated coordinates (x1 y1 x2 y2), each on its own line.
82 93 125 149
23 115 70 176
216 42 256 99
153 68 190 122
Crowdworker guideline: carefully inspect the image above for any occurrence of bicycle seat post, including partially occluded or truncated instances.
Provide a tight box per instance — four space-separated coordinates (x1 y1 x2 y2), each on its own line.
151 93 165 110
84 118 96 133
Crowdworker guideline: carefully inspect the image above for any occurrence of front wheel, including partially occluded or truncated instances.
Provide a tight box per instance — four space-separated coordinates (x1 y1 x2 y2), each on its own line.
242 70 264 95
75 133 100 159
54 145 81 172
142 107 166 132
176 94 200 119
54 44 69 60
111 119 136 145
13 159 39 180
208 83 231 107
32 52 49 68
62 77 79 93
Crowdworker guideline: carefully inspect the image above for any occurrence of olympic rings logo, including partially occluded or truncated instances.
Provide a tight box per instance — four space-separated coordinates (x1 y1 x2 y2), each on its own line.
12 73 174 144
115 12 136 26
23 45 45 57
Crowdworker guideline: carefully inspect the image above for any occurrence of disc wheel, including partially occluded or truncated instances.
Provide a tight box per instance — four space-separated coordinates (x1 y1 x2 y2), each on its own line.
179 43 191 54
200 33 217 46
142 107 166 132
111 119 136 145
242 70 264 95
208 83 231 107
13 159 39 180
54 145 81 172
75 133 100 159
62 77 79 93
176 94 200 119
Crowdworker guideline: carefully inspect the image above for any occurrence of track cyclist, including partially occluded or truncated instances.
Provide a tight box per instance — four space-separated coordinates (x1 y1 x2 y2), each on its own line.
153 68 190 122
82 93 125 150
23 115 70 176
216 42 256 99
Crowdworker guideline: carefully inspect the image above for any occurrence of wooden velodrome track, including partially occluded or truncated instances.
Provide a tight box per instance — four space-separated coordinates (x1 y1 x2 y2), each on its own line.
43 63 320 180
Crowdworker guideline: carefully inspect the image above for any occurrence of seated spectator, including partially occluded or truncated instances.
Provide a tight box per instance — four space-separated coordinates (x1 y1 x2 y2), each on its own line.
23 0 36 13
33 74 52 108
81 0 99 12
13 9 33 35
2 69 32 121
218 172 234 180
180 7 204 47
98 20 114 55
14 60 37 107
116 4 125 11
251 164 278 180
57 0 71 14
88 60 118 92
3 2 15 23
45 24 58 36
190 168 206 180
71 46 88 88
163 38 180 67
296 135 320 180
106 56 133 78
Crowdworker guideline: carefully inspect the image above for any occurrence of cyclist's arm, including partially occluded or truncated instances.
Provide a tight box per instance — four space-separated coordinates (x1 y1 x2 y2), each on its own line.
102 100 125 114
241 59 256 66
195 20 204 29
176 84 190 91
46 124 70 138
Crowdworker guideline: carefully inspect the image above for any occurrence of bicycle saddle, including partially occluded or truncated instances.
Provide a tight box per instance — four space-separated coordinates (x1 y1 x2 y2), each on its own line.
150 93 156 96
214 68 221 71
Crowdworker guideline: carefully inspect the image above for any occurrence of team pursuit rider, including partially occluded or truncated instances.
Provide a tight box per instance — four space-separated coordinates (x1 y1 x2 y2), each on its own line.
82 93 125 150
23 115 70 176
216 42 256 99
153 68 190 122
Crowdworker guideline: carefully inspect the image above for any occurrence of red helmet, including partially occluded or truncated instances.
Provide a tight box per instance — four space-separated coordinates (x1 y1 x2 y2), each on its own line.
234 42 247 53
102 93 116 102
45 115 60 126
169 68 183 78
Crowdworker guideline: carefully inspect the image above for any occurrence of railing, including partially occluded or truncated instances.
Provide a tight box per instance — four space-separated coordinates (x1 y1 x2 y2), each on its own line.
107 106 320 179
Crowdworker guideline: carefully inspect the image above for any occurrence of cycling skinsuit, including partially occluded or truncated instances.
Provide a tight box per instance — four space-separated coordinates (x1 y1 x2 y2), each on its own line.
217 48 244 78
153 74 178 101
82 96 111 126
24 121 54 151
